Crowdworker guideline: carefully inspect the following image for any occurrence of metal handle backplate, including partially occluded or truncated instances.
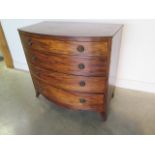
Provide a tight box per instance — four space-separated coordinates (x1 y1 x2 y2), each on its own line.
77 45 84 52
79 98 86 104
78 63 85 69
79 81 86 87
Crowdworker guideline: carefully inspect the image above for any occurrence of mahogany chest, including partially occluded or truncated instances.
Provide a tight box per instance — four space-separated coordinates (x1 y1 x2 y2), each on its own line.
19 22 123 121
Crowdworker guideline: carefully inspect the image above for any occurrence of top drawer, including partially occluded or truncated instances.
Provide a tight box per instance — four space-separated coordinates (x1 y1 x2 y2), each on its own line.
20 34 109 56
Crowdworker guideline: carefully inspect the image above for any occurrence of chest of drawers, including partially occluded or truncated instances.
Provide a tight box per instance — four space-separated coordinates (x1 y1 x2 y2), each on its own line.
19 22 123 121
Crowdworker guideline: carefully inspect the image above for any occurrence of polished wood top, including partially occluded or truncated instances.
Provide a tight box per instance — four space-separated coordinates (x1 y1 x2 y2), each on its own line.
19 21 123 38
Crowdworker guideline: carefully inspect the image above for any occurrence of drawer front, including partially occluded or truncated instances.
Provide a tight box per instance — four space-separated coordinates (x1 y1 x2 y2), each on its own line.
22 34 109 56
34 77 105 112
27 50 107 76
31 66 107 93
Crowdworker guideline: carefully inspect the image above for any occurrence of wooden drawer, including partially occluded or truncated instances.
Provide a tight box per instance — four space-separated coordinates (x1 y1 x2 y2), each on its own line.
34 77 105 112
27 50 107 76
21 34 109 56
31 66 107 93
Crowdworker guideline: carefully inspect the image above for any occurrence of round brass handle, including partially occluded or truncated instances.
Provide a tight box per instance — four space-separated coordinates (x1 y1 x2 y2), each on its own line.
28 39 33 46
79 81 86 87
77 45 84 52
78 63 85 69
79 98 86 104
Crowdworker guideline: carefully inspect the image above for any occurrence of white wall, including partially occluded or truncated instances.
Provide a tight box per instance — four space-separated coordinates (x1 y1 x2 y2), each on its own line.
1 19 155 93
1 19 43 70
116 20 155 93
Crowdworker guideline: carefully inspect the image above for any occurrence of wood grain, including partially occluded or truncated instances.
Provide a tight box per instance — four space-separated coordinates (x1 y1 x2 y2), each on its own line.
21 34 109 56
31 66 107 93
18 22 123 39
27 49 107 76
18 22 123 121
34 77 105 112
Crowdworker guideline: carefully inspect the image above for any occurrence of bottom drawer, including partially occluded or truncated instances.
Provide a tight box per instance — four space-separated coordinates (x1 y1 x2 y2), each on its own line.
34 77 105 112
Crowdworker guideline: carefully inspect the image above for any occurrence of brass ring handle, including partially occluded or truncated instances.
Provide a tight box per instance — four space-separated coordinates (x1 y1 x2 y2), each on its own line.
78 63 85 69
79 81 86 87
79 98 86 104
77 45 84 52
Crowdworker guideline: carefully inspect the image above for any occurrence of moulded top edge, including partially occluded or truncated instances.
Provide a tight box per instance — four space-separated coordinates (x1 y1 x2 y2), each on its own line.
18 21 123 39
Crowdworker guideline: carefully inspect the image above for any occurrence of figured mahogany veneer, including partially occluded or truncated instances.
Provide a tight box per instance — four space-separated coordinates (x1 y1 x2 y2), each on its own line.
31 66 107 93
22 34 109 56
34 77 105 111
27 50 107 76
19 22 123 121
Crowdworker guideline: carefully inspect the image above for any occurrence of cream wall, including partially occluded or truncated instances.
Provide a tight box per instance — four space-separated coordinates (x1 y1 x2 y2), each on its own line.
1 19 155 93
116 20 155 93
1 19 43 70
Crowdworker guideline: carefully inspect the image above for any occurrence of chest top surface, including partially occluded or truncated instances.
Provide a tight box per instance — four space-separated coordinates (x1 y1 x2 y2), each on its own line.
19 21 123 38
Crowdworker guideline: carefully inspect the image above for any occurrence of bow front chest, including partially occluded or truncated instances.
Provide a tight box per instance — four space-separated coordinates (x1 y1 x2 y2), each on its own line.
19 22 123 121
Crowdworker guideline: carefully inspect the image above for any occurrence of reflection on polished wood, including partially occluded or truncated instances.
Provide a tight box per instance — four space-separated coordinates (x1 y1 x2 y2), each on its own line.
19 22 123 121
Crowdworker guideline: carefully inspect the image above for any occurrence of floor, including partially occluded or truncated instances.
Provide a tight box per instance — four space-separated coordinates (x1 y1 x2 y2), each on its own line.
0 61 155 135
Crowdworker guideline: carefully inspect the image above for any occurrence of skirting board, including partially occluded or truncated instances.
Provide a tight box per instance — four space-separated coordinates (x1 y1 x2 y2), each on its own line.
116 78 155 93
14 61 155 94
14 61 29 71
